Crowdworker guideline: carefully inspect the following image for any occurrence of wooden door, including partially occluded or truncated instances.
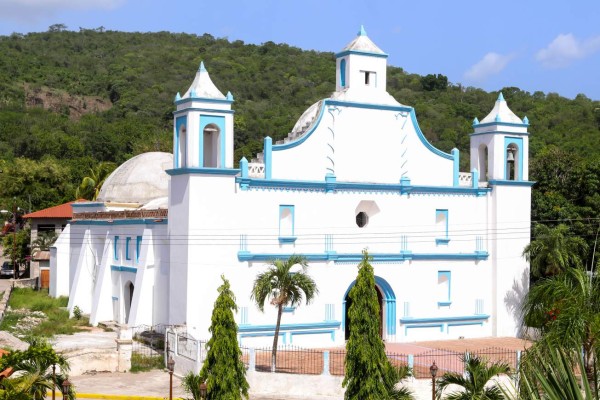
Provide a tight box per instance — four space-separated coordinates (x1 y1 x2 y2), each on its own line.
40 269 50 289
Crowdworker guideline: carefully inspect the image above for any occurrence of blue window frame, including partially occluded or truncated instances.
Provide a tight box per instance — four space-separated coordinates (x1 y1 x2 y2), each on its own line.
136 236 142 263
114 236 119 261
278 205 296 244
435 209 450 245
125 237 132 260
340 58 346 87
438 271 451 307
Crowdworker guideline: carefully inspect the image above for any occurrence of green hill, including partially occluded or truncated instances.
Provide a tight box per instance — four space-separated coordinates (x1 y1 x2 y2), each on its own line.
0 29 599 212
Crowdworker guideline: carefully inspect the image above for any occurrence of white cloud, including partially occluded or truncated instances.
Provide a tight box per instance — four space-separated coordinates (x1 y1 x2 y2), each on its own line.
536 33 600 68
464 52 515 83
0 0 124 23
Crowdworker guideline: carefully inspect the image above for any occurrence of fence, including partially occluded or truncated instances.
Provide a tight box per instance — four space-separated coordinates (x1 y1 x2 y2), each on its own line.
131 324 171 370
149 328 523 379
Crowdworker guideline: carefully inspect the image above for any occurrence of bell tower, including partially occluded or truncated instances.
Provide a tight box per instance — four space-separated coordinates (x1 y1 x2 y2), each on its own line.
470 93 529 183
335 26 388 93
172 62 235 170
470 93 532 337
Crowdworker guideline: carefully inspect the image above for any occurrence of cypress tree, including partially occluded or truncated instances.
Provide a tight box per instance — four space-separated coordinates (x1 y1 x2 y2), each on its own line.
200 275 249 400
342 250 413 400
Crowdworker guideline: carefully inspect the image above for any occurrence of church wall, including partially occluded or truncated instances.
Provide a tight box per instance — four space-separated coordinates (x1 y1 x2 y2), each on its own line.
181 173 501 345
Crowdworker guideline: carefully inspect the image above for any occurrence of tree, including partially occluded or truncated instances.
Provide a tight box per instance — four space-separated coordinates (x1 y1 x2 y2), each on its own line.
199 276 249 400
32 231 57 252
506 347 598 400
521 267 600 379
523 224 588 277
420 74 448 91
0 337 73 400
435 354 509 400
343 250 413 400
74 162 116 200
2 228 30 268
251 255 318 372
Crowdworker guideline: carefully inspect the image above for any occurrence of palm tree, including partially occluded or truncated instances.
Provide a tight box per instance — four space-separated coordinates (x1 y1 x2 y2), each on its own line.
0 337 73 400
506 346 599 400
251 255 318 372
523 224 588 278
435 354 510 400
75 162 115 200
31 231 57 252
521 266 600 379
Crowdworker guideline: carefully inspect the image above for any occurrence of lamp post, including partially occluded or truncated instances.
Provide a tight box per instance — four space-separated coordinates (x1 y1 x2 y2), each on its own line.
62 378 71 400
167 356 175 400
52 363 56 400
430 361 438 400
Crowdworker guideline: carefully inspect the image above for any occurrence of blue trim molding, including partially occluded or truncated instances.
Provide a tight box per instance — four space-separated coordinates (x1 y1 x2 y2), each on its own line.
400 314 490 324
198 115 226 168
271 99 452 161
335 49 389 59
175 116 187 168
470 130 529 137
234 176 490 196
238 251 489 263
504 136 524 180
475 121 528 128
72 202 104 207
173 108 235 116
238 321 340 333
174 97 233 106
111 265 137 274
488 180 535 187
264 137 272 179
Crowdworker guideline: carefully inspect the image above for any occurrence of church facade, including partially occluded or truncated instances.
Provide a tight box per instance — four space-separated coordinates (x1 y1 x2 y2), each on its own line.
51 28 531 346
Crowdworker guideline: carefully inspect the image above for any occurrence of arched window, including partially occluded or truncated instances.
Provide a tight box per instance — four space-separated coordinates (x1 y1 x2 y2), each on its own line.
478 144 488 182
506 143 519 180
340 59 346 88
179 125 187 168
203 124 220 168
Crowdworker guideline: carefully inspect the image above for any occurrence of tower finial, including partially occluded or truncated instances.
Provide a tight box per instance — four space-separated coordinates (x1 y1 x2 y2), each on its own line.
358 25 367 36
199 61 206 72
497 92 505 102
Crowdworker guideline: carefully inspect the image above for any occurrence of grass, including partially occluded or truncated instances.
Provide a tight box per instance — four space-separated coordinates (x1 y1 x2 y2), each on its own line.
0 287 90 337
130 352 164 372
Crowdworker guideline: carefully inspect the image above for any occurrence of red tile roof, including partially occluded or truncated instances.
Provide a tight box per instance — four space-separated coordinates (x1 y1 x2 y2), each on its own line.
23 199 87 219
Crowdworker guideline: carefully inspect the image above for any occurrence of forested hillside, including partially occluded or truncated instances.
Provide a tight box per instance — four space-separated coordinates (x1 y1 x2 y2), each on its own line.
0 29 599 246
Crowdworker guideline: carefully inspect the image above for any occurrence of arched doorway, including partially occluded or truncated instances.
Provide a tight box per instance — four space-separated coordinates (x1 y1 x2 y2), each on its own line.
343 276 396 341
124 281 134 324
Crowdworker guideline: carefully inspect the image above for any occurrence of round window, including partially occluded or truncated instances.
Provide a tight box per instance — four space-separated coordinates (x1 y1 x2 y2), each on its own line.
356 212 368 228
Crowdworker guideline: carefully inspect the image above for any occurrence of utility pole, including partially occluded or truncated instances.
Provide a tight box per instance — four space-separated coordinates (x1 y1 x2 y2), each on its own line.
12 200 17 280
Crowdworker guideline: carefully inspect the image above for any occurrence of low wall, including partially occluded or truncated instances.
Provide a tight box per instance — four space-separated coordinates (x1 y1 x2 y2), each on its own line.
245 371 515 400
13 278 38 289
63 347 120 375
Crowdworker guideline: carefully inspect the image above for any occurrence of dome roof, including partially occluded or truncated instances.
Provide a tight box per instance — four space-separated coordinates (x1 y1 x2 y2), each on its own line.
97 152 172 206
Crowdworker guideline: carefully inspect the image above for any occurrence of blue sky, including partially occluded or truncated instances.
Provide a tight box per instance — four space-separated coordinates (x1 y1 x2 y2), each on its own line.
1 0 599 100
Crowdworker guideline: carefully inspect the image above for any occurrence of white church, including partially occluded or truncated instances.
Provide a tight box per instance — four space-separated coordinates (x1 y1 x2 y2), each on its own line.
50 28 532 346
